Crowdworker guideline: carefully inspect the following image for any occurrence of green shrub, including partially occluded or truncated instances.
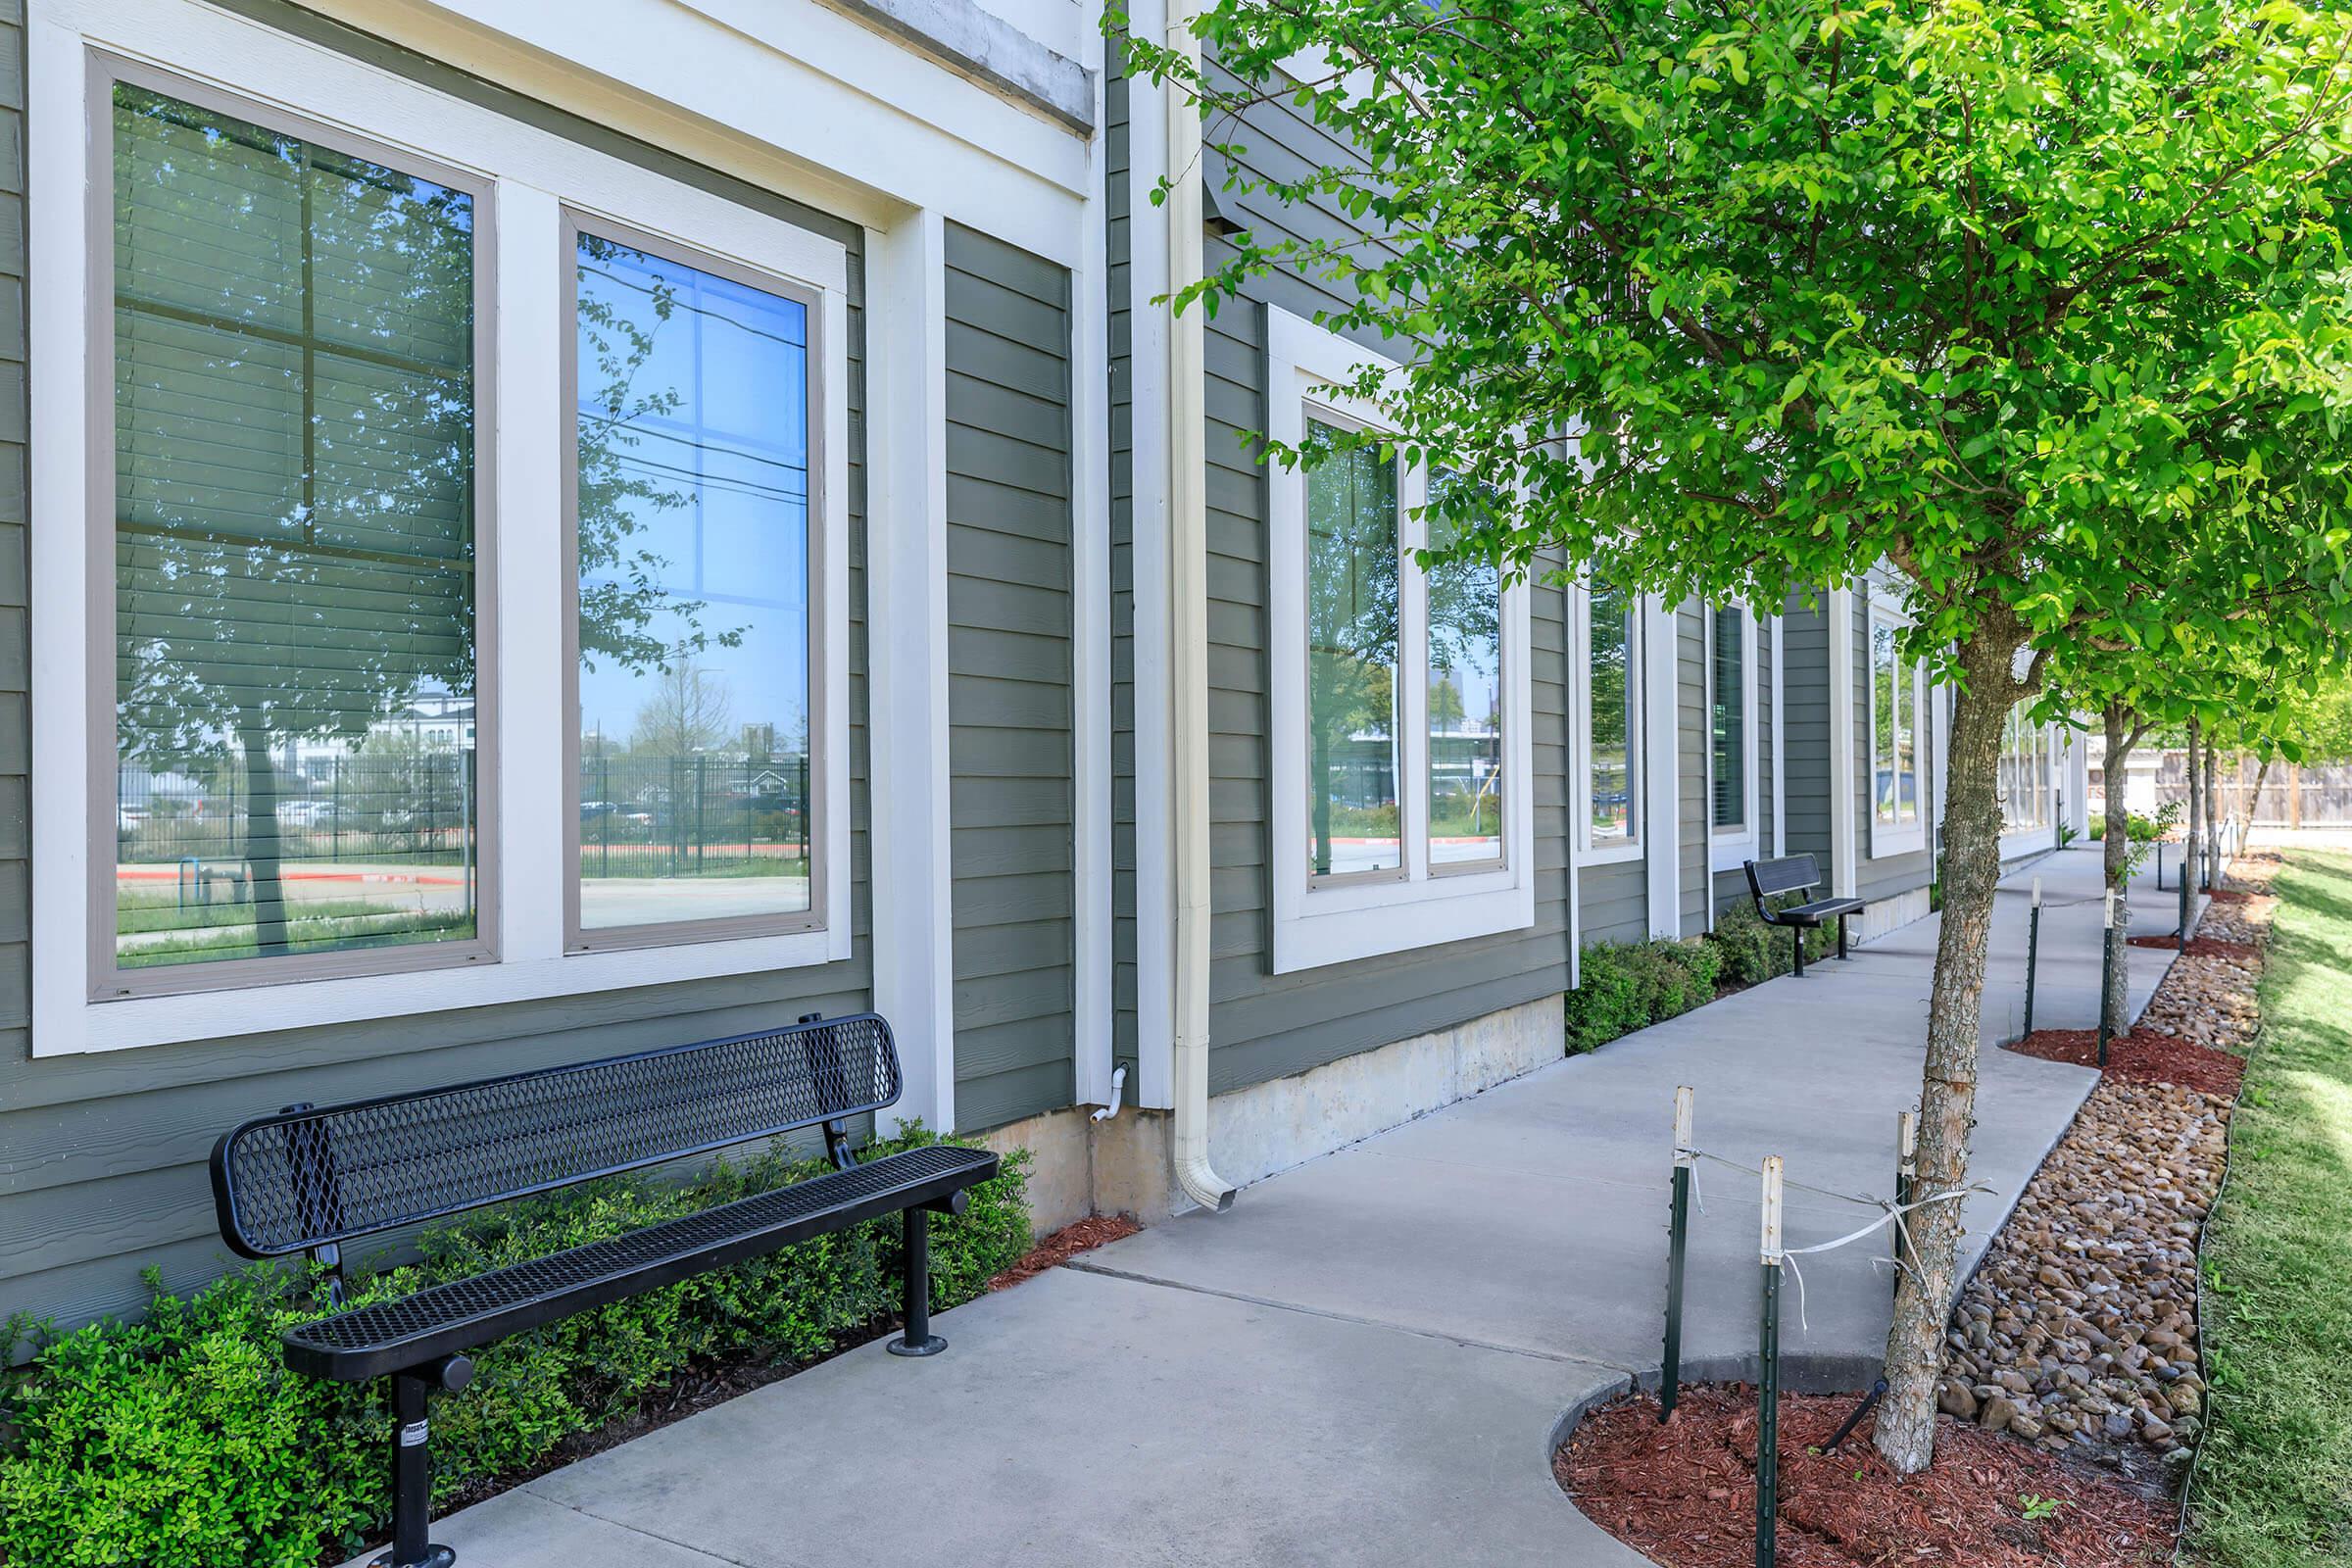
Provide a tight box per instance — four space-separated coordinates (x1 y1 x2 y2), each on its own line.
1564 939 1645 1052
1566 934 1743 1053
0 1126 1029 1568
1708 899 1780 985
1704 899 1830 986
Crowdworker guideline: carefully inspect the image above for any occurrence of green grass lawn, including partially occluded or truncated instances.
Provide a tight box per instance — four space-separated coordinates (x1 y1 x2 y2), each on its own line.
2187 851 2352 1566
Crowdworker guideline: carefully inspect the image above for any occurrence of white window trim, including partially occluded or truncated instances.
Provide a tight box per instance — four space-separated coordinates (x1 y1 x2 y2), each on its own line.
1866 596 1928 858
1264 308 1534 975
1573 571 1645 867
29 3 854 1054
1706 604 1761 874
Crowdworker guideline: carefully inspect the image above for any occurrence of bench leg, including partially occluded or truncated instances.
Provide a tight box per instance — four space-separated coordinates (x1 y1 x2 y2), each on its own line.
372 1369 457 1568
1838 913 1851 960
888 1205 948 1357
1791 925 1806 978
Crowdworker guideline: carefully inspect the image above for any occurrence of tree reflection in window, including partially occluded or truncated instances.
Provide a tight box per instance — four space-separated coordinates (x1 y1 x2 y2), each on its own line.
1589 578 1639 843
111 84 479 973
1304 418 1400 878
1425 471 1502 866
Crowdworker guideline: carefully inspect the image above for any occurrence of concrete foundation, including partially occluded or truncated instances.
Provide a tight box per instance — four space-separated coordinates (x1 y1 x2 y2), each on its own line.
979 993 1565 1231
1852 883 1934 946
1206 993 1564 1188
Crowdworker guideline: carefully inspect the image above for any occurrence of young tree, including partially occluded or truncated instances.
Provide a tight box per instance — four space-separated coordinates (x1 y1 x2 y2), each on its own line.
1125 0 2352 1469
631 653 736 761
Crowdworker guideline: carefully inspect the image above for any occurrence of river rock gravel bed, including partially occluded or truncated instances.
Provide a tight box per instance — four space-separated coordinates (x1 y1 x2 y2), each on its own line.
1948 856 2276 1475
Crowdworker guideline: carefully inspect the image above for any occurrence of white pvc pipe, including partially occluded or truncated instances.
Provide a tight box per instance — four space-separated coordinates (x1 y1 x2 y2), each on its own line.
1164 0 1235 1213
1090 1064 1127 1123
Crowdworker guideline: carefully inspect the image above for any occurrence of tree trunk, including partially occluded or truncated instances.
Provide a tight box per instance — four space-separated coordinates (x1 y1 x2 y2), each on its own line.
2100 704 2134 1038
2251 756 2275 827
2203 739 2221 887
1875 629 2016 1474
236 710 290 956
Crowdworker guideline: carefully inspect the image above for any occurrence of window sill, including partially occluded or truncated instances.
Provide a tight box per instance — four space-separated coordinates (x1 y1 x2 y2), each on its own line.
41 923 853 1056
1869 823 1928 860
1580 838 1644 867
1270 866 1535 975
1709 831 1759 874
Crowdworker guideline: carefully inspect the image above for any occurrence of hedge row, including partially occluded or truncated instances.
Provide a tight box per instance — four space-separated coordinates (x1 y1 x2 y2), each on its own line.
1564 900 1833 1054
0 1125 1030 1568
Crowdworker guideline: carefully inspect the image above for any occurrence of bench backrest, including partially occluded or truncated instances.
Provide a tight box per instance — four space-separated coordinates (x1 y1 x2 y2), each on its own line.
1745 854 1824 904
211 1013 902 1259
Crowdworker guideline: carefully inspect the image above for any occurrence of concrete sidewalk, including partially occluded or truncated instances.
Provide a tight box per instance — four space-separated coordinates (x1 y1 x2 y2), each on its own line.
359 848 2182 1568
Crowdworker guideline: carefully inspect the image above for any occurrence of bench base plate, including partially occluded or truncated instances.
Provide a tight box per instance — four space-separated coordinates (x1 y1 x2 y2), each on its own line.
369 1544 454 1568
888 1333 949 1357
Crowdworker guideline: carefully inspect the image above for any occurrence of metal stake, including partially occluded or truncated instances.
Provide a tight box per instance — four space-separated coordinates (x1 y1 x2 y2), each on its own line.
2179 838 2192 947
2097 889 2118 1068
1892 1110 1917 1299
2023 877 2043 1038
1756 1155 1784 1568
1661 1086 1694 1420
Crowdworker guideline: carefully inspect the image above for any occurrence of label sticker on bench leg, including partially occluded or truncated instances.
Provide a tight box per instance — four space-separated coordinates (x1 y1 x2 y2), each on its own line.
401 1421 430 1447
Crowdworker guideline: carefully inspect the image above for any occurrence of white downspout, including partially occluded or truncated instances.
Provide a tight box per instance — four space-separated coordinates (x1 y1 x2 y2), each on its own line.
1164 0 1235 1212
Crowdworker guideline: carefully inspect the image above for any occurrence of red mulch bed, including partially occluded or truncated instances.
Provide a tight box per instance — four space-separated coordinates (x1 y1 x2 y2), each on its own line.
988 1213 1141 1291
1558 1386 2174 1568
2205 888 2253 904
2003 1027 2244 1097
2125 934 2260 961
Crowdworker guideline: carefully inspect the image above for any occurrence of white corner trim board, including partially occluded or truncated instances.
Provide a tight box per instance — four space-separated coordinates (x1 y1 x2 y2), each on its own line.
867 210 957 1134
1642 596 1680 937
1262 308 1537 975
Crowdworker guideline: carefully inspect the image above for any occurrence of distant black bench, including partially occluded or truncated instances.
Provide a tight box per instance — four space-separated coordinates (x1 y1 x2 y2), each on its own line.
1744 854 1866 977
210 1012 996 1568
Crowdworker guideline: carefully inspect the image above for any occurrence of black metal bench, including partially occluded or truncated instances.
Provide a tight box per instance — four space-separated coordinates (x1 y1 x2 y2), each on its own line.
1743 854 1866 977
209 1011 997 1568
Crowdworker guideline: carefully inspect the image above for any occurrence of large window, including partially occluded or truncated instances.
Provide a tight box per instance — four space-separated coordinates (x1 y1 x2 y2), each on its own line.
40 36 855 1054
1869 602 1926 856
1265 309 1534 973
1710 607 1748 833
106 82 484 992
1586 580 1642 851
2000 704 2052 834
1303 417 1402 881
1425 476 1503 870
568 224 820 946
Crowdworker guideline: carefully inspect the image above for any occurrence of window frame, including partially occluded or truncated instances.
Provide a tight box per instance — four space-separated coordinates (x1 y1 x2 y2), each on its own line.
1575 571 1645 866
1865 596 1928 858
1998 703 2054 847
84 54 505 1003
1264 308 1534 975
1298 401 1412 892
1705 603 1761 872
558 208 830 954
1419 476 1509 880
30 19 853 1055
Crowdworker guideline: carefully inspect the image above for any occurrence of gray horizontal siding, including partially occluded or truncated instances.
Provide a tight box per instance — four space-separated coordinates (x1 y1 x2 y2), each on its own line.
0 1 880 1336
1779 597 1834 870
945 222 1076 1134
1579 858 1647 947
1106 43 1142 1093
